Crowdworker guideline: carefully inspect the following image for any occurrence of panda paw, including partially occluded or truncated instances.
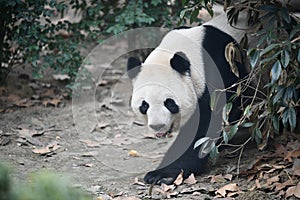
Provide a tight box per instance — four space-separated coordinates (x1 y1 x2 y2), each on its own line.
144 168 190 185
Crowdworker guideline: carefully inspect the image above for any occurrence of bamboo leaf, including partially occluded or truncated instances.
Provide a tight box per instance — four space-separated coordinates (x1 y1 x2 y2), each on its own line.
281 50 290 68
288 108 296 130
223 130 229 144
271 60 282 82
194 136 210 149
242 122 254 128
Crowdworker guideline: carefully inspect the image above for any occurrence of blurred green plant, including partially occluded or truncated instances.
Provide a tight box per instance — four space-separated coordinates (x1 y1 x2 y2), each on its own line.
0 163 91 200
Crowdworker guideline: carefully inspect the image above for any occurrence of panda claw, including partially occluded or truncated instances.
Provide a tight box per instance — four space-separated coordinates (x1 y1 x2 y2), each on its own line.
144 169 184 185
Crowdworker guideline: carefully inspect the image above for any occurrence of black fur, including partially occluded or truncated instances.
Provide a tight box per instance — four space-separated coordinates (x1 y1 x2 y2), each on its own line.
127 57 141 79
164 98 179 114
170 52 191 76
202 25 249 121
139 100 149 115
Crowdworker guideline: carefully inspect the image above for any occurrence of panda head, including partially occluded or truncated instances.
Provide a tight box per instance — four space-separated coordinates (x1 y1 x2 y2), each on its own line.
127 51 198 137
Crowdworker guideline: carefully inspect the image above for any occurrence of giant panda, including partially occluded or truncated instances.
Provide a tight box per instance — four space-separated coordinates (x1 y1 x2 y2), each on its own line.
127 15 250 185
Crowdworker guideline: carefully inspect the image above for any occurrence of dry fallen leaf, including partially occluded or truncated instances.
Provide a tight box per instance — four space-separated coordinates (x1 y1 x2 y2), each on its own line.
132 177 145 186
41 89 56 98
80 139 100 147
224 174 233 181
14 98 34 107
32 141 60 155
255 179 261 189
113 197 141 200
216 183 240 197
84 163 93 167
266 175 280 185
6 94 21 103
286 182 300 198
128 150 139 157
173 170 183 186
17 128 39 137
292 158 300 176
97 122 110 130
183 173 197 185
155 183 177 198
210 174 227 183
0 86 7 95
42 98 62 107
161 183 176 192
275 179 294 191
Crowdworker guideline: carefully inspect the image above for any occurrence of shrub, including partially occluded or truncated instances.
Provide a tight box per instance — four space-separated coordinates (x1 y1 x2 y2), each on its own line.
182 0 300 155
0 0 183 84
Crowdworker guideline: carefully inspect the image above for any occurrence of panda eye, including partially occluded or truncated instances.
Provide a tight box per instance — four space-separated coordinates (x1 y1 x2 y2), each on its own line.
139 100 149 115
164 98 179 114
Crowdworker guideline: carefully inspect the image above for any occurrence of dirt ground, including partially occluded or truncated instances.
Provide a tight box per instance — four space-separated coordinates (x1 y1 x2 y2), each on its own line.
0 97 274 200
0 68 277 200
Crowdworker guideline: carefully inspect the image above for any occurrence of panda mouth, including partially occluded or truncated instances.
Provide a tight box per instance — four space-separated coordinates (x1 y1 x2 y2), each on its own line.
155 131 171 138
155 124 174 138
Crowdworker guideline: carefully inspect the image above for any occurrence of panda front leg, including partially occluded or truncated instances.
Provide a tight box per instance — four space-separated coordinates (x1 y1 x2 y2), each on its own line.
144 145 209 185
144 86 211 185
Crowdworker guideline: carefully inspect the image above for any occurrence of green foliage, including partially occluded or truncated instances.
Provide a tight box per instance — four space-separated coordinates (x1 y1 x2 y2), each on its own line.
179 0 214 25
0 163 91 200
0 164 12 200
0 0 84 81
184 1 299 157
235 1 300 145
0 0 182 83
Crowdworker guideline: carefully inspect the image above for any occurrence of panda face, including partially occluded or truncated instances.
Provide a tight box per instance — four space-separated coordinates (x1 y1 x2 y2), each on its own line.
131 83 183 137
128 51 198 137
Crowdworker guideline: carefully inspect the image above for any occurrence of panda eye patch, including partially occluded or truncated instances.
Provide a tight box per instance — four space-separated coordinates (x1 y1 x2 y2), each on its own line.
139 100 149 115
164 98 179 114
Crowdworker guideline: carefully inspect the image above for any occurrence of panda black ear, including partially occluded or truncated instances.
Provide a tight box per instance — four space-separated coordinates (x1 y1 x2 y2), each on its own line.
127 57 141 80
170 52 190 76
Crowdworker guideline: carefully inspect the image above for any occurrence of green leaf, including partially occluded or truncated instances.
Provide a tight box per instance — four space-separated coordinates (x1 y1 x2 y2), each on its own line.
243 105 251 117
209 144 219 164
254 127 262 145
272 114 280 132
271 60 282 82
298 49 300 63
288 108 296 130
200 140 215 155
260 44 280 57
223 130 228 144
197 138 216 158
190 8 199 24
280 8 291 24
273 87 285 104
242 122 254 128
260 5 278 13
248 48 260 68
260 51 280 65
290 24 300 39
257 34 267 47
222 103 232 124
210 90 220 111
180 9 186 19
281 50 290 68
194 136 210 149
228 124 238 140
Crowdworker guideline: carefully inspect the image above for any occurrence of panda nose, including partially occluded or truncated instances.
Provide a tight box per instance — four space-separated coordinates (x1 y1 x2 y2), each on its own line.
149 124 165 131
